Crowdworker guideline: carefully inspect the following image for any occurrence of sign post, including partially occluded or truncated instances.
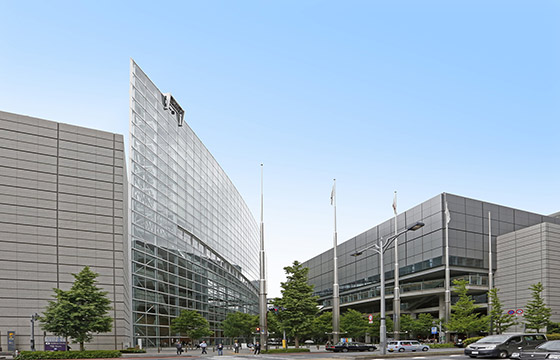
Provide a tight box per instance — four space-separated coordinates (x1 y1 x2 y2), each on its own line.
44 336 67 351
8 331 16 352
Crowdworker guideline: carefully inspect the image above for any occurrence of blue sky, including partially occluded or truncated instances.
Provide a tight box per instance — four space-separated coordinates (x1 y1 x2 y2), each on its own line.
1 1 559 297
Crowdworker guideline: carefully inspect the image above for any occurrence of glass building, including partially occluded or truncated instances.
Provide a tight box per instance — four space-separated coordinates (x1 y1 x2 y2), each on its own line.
302 193 560 320
129 60 259 347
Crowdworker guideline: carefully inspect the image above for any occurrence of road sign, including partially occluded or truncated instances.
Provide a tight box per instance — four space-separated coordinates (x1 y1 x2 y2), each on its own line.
368 314 373 324
45 336 67 351
508 310 515 315
516 309 524 315
431 327 438 334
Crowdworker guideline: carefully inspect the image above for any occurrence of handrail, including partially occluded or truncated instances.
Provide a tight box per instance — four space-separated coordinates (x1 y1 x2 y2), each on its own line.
319 274 489 306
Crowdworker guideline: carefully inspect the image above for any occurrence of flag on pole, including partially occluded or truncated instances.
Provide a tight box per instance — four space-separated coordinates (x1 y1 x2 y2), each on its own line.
330 181 336 206
392 191 397 215
445 201 451 224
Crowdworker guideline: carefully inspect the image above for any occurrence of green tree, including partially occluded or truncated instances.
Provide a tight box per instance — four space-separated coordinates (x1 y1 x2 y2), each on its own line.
445 279 488 337
340 309 369 341
400 313 434 339
488 288 516 334
38 289 75 349
367 313 393 342
39 266 113 351
274 261 319 348
171 310 213 342
267 311 282 340
222 312 258 339
400 314 416 339
415 313 436 339
310 312 332 343
524 282 551 332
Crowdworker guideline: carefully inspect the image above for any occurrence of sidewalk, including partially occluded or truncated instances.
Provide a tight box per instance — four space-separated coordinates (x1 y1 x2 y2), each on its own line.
123 345 329 358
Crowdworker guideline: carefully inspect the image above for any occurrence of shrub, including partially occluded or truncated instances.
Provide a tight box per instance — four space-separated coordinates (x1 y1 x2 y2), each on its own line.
262 348 311 354
546 333 560 340
464 337 484 346
17 350 122 359
547 323 560 334
430 343 455 348
119 348 147 353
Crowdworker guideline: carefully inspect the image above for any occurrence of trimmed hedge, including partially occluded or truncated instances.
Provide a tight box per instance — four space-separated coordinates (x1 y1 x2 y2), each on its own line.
119 348 146 354
429 343 455 348
17 350 121 359
464 337 484 346
262 348 311 354
547 334 560 340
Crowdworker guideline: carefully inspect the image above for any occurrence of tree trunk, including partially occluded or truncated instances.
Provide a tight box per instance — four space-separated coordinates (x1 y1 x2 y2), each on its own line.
295 336 299 348
80 341 84 351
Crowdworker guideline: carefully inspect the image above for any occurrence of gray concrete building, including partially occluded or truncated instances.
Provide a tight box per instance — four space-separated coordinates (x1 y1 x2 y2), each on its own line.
302 193 560 336
495 221 560 331
0 110 131 351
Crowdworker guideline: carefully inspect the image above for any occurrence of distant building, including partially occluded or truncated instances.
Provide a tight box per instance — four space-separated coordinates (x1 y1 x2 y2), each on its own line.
496 221 560 331
129 60 260 348
302 193 560 334
0 110 131 350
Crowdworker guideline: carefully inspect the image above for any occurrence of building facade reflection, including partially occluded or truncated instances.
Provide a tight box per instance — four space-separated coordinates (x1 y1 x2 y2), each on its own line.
129 60 259 347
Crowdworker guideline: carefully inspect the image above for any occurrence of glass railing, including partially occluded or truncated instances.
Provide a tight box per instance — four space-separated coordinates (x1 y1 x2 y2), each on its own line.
321 274 489 307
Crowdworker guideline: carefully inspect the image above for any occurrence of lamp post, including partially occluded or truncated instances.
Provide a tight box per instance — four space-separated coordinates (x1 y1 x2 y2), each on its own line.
331 179 340 344
30 313 38 351
351 221 424 355
259 164 268 350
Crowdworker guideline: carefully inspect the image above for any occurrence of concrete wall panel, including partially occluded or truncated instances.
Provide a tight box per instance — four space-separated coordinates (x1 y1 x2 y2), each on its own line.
0 110 131 350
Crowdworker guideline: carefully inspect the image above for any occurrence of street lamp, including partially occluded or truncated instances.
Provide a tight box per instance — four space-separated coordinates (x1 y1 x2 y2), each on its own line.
351 221 424 355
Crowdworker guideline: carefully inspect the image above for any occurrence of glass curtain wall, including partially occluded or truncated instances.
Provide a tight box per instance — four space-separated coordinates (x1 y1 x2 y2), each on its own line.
129 60 259 347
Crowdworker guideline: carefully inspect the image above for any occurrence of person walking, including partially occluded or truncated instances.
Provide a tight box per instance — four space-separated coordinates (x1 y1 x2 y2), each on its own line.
234 341 240 353
200 341 208 354
175 341 183 355
217 343 223 355
254 342 261 355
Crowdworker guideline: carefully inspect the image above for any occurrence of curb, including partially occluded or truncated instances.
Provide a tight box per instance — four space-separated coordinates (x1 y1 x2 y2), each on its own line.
354 350 464 358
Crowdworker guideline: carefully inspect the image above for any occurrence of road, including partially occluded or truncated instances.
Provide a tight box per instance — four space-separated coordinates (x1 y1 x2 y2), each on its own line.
123 349 473 360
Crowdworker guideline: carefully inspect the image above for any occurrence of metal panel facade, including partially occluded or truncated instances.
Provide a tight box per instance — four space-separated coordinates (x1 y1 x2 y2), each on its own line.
303 193 560 318
495 222 560 331
0 110 131 350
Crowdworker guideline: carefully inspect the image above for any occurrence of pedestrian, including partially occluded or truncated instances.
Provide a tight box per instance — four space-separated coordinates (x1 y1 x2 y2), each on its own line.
234 341 239 353
217 343 223 355
176 341 183 355
200 340 208 354
254 341 261 355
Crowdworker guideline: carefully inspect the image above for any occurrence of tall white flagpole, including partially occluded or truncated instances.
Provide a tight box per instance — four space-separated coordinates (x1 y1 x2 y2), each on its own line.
488 211 493 334
259 164 268 349
444 194 451 343
331 179 340 344
392 191 400 340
